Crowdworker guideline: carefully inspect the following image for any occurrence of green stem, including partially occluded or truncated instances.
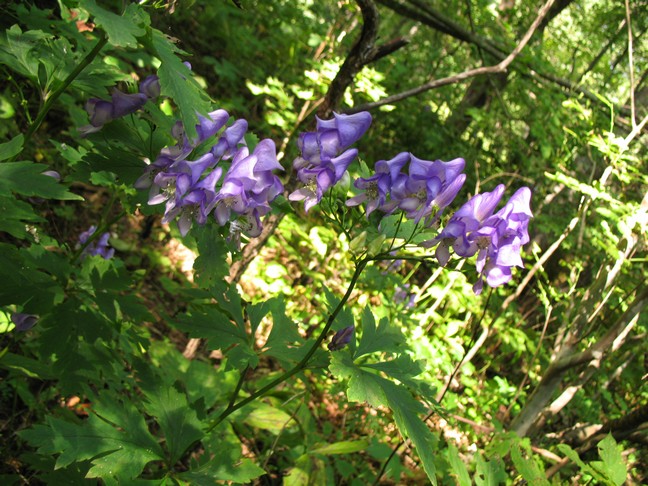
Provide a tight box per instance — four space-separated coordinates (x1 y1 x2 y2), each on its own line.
205 259 368 433
22 32 108 151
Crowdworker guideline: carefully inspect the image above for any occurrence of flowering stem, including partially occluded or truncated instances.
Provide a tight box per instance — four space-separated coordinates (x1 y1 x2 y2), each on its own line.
205 258 368 433
22 32 108 151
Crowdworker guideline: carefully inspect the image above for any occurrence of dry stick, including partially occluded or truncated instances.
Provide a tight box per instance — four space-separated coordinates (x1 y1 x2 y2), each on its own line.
625 0 636 128
348 0 557 114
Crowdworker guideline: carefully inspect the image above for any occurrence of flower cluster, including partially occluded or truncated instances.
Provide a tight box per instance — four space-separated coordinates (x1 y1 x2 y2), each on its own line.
79 225 114 259
421 185 532 294
136 109 283 242
289 112 372 211
79 75 160 136
346 152 467 227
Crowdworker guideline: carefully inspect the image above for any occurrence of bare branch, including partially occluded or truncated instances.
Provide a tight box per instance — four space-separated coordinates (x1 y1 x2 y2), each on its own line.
347 0 557 113
366 0 631 116
319 0 380 118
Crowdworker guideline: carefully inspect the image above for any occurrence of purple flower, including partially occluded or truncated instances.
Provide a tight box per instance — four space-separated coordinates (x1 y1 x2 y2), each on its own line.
79 225 114 259
471 187 532 294
162 166 223 236
289 111 372 211
79 87 147 136
109 89 148 118
139 75 161 99
328 325 354 351
346 152 409 216
196 109 230 142
422 185 532 294
389 156 466 225
11 313 38 331
211 140 283 227
211 119 248 159
422 184 506 265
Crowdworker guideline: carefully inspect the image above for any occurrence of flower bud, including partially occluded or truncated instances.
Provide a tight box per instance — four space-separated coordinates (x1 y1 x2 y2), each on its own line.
328 325 354 351
349 231 367 253
367 233 386 256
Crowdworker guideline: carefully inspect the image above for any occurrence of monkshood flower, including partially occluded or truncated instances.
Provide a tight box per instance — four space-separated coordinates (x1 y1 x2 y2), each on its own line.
422 184 507 266
289 111 372 211
139 75 161 99
79 74 160 136
79 225 114 259
346 151 409 216
148 153 217 220
423 185 532 294
388 155 466 225
471 187 532 294
11 313 38 332
210 140 284 227
328 325 354 351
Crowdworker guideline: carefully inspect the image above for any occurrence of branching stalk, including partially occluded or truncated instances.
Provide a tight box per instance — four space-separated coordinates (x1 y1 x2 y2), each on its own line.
205 259 368 433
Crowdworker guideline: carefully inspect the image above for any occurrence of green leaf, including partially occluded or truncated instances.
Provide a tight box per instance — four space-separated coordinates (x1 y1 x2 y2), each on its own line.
192 225 230 290
142 382 204 464
474 454 507 486
284 454 327 486
329 354 438 484
0 243 63 312
362 354 425 385
261 297 306 364
0 162 83 200
0 196 43 238
80 0 149 48
447 444 471 486
355 307 406 358
19 408 164 480
150 29 211 141
183 422 265 482
330 353 387 408
310 439 369 455
510 442 549 485
244 403 295 435
0 352 56 379
381 378 438 485
0 134 24 161
179 457 265 483
595 435 627 486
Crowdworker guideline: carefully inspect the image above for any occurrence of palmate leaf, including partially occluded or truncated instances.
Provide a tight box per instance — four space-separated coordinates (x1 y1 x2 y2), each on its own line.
329 353 438 484
0 196 43 238
192 225 230 290
355 306 406 358
80 0 149 48
173 304 258 370
0 162 83 200
18 399 164 481
150 29 212 141
142 383 204 465
182 422 265 483
594 435 627 486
